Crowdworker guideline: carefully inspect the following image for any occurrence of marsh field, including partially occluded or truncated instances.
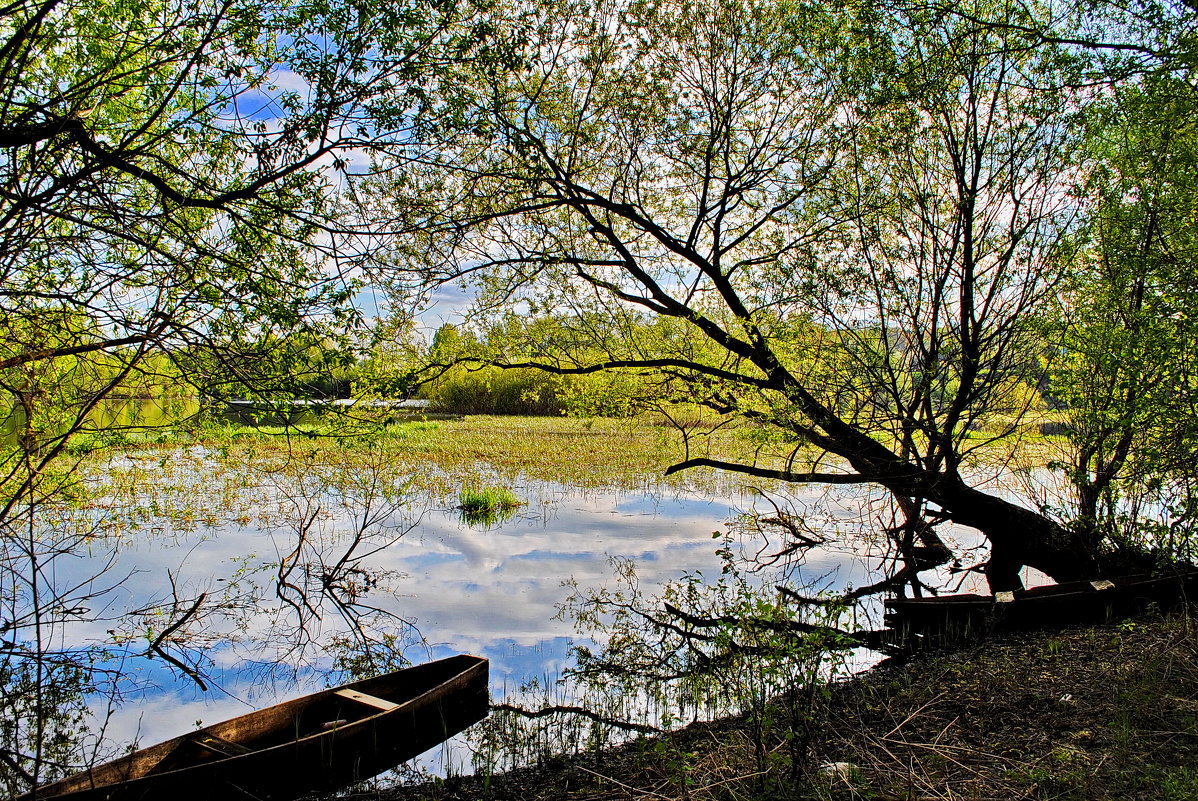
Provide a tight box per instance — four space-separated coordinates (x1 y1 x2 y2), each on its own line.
32 412 1067 781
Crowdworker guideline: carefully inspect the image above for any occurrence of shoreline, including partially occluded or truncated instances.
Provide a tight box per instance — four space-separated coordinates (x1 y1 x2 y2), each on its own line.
347 610 1198 801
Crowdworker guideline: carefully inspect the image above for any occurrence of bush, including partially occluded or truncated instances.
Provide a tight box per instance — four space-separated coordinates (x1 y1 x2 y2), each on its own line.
423 366 565 415
424 365 653 417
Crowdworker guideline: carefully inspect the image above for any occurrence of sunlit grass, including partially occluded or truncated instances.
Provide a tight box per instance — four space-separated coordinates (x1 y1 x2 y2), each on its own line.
458 485 524 526
459 485 522 513
73 415 795 534
168 415 775 492
75 411 1076 518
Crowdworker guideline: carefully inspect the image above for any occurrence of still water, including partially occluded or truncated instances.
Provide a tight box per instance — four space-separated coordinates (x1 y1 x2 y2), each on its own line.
44 445 989 774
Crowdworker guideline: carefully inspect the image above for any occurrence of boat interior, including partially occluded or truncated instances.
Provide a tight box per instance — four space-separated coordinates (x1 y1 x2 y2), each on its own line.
24 655 485 799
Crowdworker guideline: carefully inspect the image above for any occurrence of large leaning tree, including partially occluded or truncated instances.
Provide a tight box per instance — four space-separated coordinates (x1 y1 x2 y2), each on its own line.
366 0 1168 593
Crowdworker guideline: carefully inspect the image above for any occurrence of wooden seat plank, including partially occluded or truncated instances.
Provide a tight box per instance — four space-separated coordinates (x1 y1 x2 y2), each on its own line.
192 733 253 757
334 688 399 711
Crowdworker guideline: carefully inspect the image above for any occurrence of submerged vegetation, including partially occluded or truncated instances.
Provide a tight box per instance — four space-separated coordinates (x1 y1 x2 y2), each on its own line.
79 414 774 495
458 485 524 525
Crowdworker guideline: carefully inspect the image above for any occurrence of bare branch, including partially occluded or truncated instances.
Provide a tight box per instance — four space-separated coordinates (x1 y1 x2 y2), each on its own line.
664 457 889 485
490 703 661 735
148 593 208 692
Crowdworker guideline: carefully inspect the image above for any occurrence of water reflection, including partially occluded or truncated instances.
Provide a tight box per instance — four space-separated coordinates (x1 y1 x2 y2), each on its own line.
51 451 979 773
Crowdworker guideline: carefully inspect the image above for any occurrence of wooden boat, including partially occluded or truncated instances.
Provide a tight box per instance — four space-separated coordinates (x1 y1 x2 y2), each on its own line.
884 571 1198 647
20 654 488 801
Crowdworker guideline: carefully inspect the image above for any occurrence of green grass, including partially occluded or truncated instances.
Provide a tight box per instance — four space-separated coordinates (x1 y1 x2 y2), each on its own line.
458 485 524 525
68 415 778 545
459 485 523 513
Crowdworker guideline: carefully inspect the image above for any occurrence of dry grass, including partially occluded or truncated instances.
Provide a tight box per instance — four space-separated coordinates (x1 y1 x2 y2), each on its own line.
810 613 1198 800
360 611 1198 801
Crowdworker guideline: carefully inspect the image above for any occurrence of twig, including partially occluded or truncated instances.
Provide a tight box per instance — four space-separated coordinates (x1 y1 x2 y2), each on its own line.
575 765 675 800
880 736 1016 765
690 769 769 795
149 593 208 691
491 703 661 734
882 692 948 738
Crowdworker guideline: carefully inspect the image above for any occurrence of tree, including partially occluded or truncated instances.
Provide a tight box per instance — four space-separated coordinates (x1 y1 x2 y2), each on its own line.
1049 71 1198 562
371 0 1109 591
0 0 486 786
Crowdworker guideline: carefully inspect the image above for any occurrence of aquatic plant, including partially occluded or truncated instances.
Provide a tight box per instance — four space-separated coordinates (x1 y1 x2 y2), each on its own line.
458 485 523 525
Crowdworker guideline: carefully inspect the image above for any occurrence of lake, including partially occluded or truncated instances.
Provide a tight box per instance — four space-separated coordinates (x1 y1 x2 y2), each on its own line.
28 434 1002 777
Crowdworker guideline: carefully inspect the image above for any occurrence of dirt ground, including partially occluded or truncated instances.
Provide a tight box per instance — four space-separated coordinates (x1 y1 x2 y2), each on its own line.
338 611 1198 801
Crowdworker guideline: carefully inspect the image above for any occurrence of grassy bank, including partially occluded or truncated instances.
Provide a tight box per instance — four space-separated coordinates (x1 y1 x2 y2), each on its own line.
85 414 784 494
363 612 1198 801
79 407 1072 491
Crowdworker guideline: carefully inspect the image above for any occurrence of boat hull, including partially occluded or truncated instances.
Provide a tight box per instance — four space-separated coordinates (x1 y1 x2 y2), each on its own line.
22 655 489 801
884 572 1198 647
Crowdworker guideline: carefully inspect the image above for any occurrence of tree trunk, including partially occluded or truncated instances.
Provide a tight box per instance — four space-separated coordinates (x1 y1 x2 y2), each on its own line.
929 479 1100 592
797 398 1105 592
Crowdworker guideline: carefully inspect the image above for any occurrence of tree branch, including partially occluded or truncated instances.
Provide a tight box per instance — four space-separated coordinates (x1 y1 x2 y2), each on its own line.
664 457 887 484
498 359 771 389
148 593 208 692
490 703 661 734
0 330 161 371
